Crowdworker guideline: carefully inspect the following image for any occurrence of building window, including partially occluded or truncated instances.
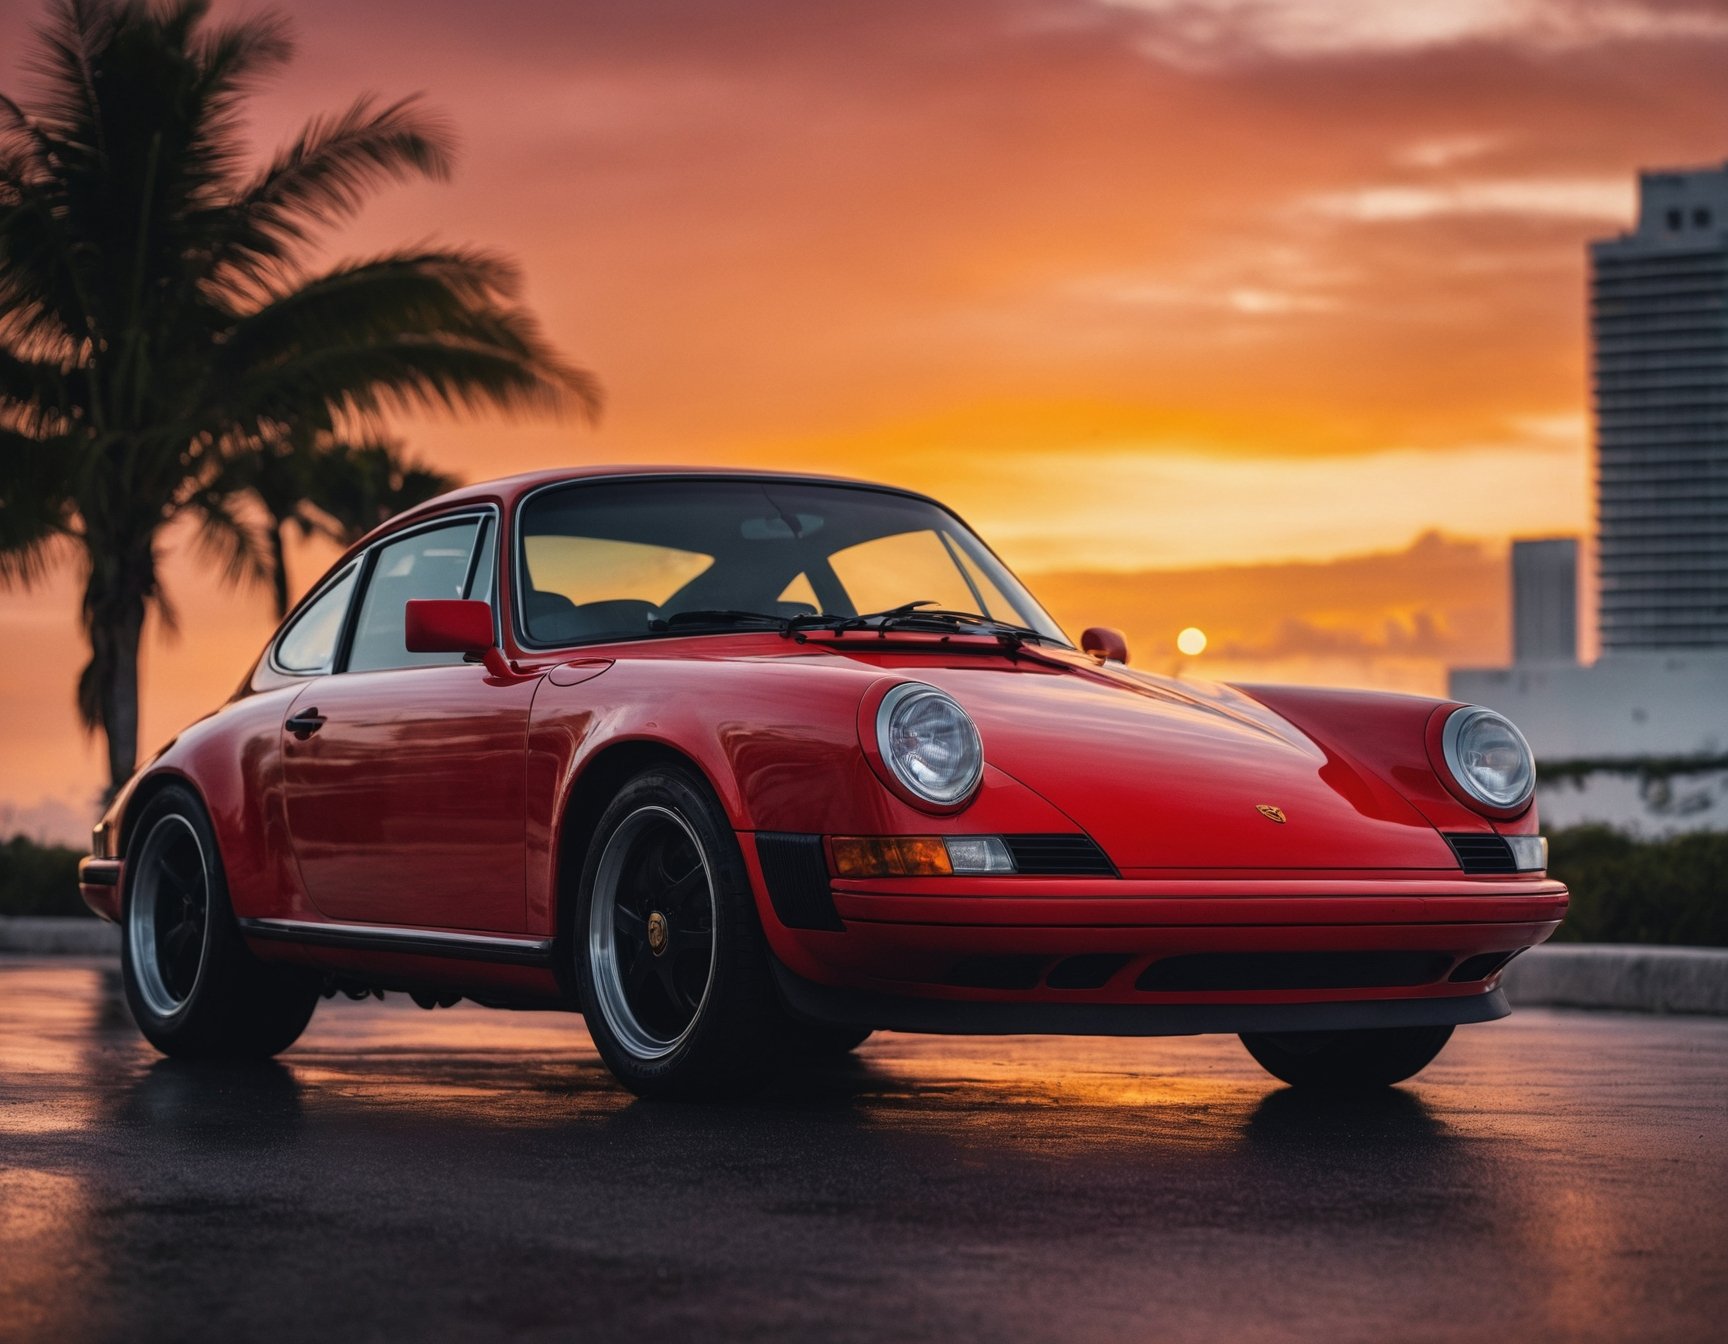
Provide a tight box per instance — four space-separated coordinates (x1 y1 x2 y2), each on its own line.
1695 207 1713 228
1666 208 1683 230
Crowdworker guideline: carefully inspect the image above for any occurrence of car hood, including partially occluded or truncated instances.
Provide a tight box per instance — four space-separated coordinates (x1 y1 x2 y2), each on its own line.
891 656 1457 872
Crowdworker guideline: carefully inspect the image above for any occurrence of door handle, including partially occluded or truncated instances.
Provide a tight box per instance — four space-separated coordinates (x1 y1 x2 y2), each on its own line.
285 709 327 740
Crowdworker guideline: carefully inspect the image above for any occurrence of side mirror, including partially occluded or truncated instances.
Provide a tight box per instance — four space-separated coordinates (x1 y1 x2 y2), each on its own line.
1080 626 1128 664
405 599 494 655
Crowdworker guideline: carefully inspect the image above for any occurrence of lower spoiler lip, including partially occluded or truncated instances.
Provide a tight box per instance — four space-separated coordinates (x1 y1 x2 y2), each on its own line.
771 959 1511 1037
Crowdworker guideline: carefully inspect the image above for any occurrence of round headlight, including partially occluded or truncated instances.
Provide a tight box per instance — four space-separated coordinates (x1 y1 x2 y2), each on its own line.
1441 706 1536 811
876 684 984 807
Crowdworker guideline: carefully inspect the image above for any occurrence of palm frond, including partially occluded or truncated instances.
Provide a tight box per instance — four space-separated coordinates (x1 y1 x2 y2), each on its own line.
192 3 293 93
221 246 523 361
181 486 271 590
0 342 73 433
219 248 599 424
219 96 454 277
0 425 79 588
304 436 460 543
228 332 599 431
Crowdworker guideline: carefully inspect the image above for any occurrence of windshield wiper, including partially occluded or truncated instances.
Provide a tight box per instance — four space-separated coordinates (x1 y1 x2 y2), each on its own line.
648 603 1061 648
650 609 847 636
851 605 1061 646
819 604 1050 646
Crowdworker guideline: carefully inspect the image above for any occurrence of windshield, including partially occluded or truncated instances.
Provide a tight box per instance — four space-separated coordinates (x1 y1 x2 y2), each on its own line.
514 478 1069 647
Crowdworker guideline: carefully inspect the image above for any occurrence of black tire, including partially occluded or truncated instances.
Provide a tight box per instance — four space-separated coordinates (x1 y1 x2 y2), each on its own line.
1239 1025 1454 1089
120 784 319 1059
574 764 787 1100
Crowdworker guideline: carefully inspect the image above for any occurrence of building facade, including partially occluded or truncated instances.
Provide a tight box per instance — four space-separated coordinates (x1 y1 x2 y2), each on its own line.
1510 538 1579 663
1589 164 1728 651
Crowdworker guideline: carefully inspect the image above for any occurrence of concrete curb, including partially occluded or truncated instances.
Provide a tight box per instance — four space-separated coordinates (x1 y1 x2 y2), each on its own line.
2 918 1724 1015
0 916 121 955
1501 944 1728 1016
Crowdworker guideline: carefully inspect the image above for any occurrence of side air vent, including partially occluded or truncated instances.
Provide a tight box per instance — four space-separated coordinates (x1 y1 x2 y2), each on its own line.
755 833 844 931
1004 834 1117 876
1444 833 1518 874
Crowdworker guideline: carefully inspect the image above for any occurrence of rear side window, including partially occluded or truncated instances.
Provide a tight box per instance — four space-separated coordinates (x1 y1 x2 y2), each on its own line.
274 565 358 674
347 519 483 673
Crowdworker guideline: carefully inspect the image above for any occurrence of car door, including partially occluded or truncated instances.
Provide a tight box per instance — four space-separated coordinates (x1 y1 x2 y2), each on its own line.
280 511 538 932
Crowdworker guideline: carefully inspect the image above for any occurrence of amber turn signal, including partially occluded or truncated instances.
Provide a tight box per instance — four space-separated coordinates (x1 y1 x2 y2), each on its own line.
829 836 954 877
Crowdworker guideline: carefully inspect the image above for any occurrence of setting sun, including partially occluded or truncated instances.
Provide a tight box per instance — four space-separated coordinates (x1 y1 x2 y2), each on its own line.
1177 627 1209 657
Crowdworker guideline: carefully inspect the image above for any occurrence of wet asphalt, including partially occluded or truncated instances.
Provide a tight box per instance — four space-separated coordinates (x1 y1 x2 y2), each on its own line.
1 957 1724 1344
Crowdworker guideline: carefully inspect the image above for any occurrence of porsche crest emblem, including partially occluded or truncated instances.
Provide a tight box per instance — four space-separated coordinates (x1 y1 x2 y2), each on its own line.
1255 804 1287 824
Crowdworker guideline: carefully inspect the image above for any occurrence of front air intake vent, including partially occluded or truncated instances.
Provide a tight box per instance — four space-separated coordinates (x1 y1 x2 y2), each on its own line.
943 956 1046 990
1003 834 1116 876
755 833 843 931
1444 833 1518 874
1136 951 1453 992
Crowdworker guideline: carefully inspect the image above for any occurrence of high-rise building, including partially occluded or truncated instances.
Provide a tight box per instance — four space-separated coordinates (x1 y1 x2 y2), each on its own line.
1451 165 1728 832
1510 538 1578 663
1589 163 1728 651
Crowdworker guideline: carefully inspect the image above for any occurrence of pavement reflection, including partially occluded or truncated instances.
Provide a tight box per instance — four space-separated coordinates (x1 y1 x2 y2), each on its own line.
1 957 1723 1344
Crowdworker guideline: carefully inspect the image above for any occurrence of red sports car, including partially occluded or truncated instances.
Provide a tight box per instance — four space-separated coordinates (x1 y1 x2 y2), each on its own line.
79 468 1566 1098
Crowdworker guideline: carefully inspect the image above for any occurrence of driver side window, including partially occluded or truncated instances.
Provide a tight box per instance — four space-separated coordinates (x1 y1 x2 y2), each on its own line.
347 518 485 673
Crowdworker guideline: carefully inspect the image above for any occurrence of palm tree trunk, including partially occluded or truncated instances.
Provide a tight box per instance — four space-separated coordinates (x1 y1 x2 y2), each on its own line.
95 596 145 801
270 521 290 620
79 538 155 802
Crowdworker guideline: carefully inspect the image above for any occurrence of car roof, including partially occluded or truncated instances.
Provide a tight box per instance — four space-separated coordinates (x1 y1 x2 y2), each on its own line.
369 464 936 543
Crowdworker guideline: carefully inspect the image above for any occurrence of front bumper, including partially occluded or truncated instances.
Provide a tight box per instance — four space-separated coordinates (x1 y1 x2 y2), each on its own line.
78 858 123 923
748 856 1568 1030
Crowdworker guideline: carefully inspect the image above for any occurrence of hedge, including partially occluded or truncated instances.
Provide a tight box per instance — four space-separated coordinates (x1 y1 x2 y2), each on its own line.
1546 825 1727 947
0 835 87 918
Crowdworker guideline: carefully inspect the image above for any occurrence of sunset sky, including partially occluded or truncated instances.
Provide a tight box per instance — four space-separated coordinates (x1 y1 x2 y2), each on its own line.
3 0 1726 840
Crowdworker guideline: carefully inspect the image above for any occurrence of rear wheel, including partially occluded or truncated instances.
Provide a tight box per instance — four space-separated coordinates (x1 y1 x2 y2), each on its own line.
121 785 319 1059
576 765 785 1099
1239 1025 1454 1089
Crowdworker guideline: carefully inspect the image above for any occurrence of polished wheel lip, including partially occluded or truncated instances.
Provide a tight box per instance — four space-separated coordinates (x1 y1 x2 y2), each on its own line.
588 804 718 1062
127 814 211 1019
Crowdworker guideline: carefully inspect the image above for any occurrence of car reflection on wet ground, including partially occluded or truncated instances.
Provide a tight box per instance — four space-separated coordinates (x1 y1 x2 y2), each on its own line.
2 957 1724 1343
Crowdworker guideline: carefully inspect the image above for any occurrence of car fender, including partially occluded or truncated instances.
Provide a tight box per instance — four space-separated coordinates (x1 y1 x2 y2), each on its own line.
1231 684 1537 833
527 658 1081 933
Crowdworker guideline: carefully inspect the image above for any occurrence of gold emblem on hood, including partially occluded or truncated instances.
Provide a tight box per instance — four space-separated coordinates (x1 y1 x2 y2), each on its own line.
1255 804 1287 824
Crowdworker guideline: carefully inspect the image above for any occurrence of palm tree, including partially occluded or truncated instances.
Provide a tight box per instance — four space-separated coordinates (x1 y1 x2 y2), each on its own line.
0 0 597 797
305 438 459 549
227 429 458 618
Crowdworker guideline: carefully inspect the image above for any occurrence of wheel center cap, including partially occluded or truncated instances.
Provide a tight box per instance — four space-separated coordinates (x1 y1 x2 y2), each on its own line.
646 911 669 955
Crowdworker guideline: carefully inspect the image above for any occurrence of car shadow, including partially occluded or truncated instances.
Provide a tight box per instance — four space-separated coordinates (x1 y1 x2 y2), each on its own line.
115 1057 305 1142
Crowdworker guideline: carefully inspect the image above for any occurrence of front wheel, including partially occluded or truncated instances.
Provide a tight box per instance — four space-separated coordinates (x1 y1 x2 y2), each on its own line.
120 784 319 1059
1239 1025 1454 1089
575 765 785 1099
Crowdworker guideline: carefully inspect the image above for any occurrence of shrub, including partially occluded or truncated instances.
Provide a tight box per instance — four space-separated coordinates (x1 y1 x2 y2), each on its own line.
0 835 88 918
1547 826 1727 947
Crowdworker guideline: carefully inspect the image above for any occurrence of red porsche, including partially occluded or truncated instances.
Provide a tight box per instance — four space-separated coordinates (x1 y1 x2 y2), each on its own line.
79 468 1567 1098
